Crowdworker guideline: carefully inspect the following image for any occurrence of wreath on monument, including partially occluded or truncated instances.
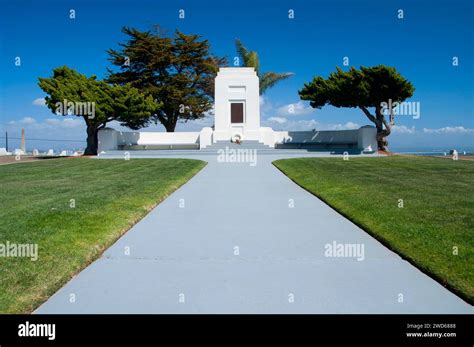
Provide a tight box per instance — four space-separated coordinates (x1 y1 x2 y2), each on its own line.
231 134 242 144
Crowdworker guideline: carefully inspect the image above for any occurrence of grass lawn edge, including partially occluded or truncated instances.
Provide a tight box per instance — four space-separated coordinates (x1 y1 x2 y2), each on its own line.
30 158 207 313
272 158 473 306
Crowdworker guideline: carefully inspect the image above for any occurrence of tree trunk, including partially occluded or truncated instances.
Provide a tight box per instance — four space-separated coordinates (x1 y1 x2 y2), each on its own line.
375 112 391 152
359 105 391 152
84 125 99 155
376 126 390 152
164 119 177 132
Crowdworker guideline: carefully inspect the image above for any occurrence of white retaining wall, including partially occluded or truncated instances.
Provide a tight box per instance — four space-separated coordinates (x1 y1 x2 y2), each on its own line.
98 127 213 152
273 129 359 145
118 131 200 145
259 126 376 152
98 126 377 153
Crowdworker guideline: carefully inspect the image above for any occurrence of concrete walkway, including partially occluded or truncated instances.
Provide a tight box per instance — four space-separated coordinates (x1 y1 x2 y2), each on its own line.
36 149 472 313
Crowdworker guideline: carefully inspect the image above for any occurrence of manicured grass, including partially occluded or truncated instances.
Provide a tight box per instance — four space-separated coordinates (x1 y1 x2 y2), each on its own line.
0 158 206 313
273 156 474 303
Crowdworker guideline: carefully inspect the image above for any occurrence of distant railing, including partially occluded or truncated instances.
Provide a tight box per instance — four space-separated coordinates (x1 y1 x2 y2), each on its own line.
1 132 85 152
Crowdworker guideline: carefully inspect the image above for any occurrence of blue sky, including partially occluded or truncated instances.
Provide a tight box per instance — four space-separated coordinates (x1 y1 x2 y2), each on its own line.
0 0 473 151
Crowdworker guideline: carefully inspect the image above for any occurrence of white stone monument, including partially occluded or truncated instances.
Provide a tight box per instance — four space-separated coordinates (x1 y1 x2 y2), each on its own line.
97 66 378 152
213 67 261 142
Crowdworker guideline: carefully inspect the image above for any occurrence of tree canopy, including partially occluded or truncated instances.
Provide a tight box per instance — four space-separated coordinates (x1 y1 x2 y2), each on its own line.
299 65 415 150
38 66 157 155
107 27 226 132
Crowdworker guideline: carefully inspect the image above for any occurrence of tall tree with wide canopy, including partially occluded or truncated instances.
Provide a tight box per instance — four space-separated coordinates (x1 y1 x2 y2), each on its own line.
107 27 226 132
299 65 415 151
235 39 293 95
39 66 157 155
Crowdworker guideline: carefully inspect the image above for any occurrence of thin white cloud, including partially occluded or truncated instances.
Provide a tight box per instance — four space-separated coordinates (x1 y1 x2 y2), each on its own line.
294 119 319 129
392 125 416 134
8 117 37 125
45 118 83 128
21 117 37 125
423 126 474 134
276 101 314 117
324 122 360 130
267 116 287 124
263 113 360 131
6 116 84 131
33 98 46 106
262 118 319 131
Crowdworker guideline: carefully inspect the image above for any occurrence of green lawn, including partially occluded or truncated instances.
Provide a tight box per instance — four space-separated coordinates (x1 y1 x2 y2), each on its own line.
0 158 206 313
273 156 473 303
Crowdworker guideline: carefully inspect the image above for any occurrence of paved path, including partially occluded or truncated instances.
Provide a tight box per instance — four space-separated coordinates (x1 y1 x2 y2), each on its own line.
37 150 472 313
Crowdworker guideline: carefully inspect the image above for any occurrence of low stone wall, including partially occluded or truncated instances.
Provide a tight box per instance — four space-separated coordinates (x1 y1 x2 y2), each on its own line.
98 126 377 153
261 126 377 152
98 128 213 152
118 131 200 146
274 129 359 145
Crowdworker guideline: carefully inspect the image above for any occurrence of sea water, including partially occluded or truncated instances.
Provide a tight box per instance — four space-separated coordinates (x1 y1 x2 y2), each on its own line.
390 146 474 156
